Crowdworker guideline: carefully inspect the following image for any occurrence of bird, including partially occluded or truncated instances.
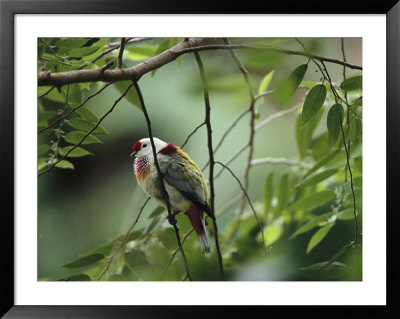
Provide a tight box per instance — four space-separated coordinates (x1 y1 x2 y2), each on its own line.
131 137 214 254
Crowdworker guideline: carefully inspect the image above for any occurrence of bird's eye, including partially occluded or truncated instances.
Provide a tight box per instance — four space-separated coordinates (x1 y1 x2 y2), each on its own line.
143 144 147 147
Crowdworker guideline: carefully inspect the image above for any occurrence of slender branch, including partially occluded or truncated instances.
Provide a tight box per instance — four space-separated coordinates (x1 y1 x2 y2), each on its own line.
117 38 126 69
180 122 206 149
38 38 204 86
38 82 113 133
340 123 359 252
194 51 224 278
38 82 134 177
176 44 362 70
216 161 267 256
341 38 350 182
97 197 150 280
38 86 55 99
224 39 256 226
255 103 301 131
133 81 192 281
162 228 194 277
251 157 306 168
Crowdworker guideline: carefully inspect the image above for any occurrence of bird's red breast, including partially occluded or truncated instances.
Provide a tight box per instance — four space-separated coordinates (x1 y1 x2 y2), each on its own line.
134 157 150 182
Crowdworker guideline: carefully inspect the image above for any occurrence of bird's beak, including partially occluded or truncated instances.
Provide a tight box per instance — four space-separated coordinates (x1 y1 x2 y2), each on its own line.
130 151 137 157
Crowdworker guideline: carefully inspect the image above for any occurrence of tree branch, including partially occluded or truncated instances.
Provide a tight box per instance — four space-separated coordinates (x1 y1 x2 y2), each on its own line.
216 161 267 256
133 81 192 281
194 51 224 278
176 44 362 70
38 38 204 86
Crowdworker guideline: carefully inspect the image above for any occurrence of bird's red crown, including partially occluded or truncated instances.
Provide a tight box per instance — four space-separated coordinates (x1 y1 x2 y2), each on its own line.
133 141 142 151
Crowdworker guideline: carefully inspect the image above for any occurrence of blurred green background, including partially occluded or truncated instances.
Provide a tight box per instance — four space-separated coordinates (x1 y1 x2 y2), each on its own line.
38 38 362 281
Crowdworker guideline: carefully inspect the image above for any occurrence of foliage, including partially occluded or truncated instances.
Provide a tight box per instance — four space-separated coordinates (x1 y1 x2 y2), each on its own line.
37 37 362 282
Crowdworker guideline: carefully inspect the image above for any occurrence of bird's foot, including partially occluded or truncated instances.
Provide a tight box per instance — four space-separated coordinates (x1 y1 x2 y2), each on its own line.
166 212 179 228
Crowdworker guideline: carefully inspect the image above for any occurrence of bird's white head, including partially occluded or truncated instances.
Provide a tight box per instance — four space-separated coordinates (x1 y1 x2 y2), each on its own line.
131 137 168 158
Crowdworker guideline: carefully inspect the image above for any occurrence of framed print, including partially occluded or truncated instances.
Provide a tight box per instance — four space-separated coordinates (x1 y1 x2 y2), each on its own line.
1 0 399 317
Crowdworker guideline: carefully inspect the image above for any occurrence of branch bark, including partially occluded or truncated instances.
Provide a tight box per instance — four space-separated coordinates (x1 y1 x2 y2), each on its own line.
38 38 203 86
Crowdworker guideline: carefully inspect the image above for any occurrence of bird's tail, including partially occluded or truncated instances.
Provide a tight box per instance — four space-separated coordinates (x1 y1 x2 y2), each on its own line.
185 205 210 254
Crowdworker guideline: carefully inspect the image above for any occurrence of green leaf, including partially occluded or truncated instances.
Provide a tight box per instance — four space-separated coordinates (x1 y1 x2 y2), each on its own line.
68 118 109 135
127 228 145 242
275 64 308 104
62 253 104 268
302 84 327 125
38 111 57 121
303 149 341 179
38 157 49 171
74 106 99 122
68 84 82 104
143 217 160 236
59 274 91 281
290 212 333 238
289 190 335 212
340 75 362 92
258 70 274 103
91 38 109 48
38 144 51 155
126 45 158 60
69 46 101 58
113 80 140 109
64 131 102 145
349 118 362 142
108 274 127 281
38 86 53 96
296 108 324 159
301 261 349 272
307 225 332 253
263 218 284 246
354 156 362 173
148 206 165 218
158 228 176 250
327 103 344 143
125 249 159 280
275 173 289 216
310 133 331 161
297 169 338 189
55 38 88 49
263 172 274 218
338 208 356 220
55 160 75 170
59 146 93 158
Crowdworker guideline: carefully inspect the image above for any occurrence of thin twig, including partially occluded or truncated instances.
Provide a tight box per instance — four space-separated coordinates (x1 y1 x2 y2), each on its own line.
162 228 194 277
194 51 224 278
216 161 267 256
38 82 133 177
38 82 113 133
97 197 150 280
180 122 206 149
340 38 359 253
251 157 306 168
133 81 192 281
176 44 362 70
38 86 55 99
224 39 256 226
340 123 359 252
117 38 126 69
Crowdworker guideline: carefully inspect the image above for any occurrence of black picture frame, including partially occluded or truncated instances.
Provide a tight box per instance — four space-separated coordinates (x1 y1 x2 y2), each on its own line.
1 0 399 317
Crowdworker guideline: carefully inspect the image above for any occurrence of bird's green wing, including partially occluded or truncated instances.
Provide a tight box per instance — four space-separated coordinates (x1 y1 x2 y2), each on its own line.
158 153 214 220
